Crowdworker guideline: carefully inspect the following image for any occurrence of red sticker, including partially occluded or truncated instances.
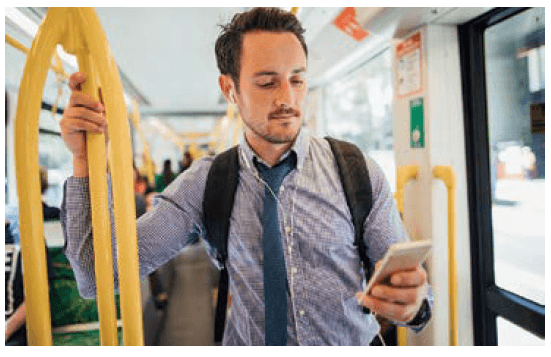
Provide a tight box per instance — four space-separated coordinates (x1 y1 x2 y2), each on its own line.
334 7 369 41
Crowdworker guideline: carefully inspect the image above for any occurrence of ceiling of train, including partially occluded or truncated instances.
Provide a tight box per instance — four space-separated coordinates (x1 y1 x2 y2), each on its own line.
5 7 492 119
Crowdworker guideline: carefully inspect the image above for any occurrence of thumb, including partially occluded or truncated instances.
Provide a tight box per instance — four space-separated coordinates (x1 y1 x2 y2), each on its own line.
68 72 86 91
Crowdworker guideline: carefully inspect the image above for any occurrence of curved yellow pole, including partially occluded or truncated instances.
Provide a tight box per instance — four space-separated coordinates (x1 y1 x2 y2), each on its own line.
396 165 420 219
130 99 155 185
394 165 419 346
58 10 119 346
433 165 457 346
14 7 143 346
71 7 144 346
6 34 69 80
12 8 67 346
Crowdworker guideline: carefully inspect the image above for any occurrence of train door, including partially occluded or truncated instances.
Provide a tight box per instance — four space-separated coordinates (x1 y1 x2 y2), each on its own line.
460 7 545 345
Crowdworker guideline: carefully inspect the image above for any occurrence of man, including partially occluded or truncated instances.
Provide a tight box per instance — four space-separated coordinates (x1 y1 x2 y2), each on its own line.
60 7 431 345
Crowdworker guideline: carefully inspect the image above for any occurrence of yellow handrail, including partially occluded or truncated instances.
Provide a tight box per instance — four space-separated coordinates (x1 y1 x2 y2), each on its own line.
14 7 143 346
432 165 457 346
395 165 420 219
232 114 243 146
130 99 155 185
6 34 69 80
72 31 119 346
394 165 419 346
216 104 235 153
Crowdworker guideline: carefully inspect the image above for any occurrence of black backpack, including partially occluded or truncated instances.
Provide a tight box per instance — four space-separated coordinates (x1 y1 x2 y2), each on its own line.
203 137 373 343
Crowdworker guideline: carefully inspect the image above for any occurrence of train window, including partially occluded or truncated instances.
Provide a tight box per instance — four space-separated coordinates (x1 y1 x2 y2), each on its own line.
484 7 545 307
39 103 63 133
497 317 544 346
38 109 73 208
322 48 395 188
460 7 545 345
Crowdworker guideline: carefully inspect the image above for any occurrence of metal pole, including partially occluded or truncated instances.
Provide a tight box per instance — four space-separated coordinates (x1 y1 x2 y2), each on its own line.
433 165 457 346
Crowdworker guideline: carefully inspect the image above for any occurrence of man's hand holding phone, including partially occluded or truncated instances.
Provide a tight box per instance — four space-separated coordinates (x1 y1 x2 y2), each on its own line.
356 241 431 324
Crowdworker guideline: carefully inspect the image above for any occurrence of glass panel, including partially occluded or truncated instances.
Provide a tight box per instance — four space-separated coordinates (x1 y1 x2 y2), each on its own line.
484 8 545 305
322 49 395 189
39 107 63 132
497 316 544 346
39 133 74 208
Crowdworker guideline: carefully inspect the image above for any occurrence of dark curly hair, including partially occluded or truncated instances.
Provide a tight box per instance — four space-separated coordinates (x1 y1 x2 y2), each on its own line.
215 7 307 91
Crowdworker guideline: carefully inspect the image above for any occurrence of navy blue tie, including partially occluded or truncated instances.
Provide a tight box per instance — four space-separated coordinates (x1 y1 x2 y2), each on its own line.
255 153 296 346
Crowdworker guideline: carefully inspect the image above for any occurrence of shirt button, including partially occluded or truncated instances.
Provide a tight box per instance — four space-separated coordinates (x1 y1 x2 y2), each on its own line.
299 310 305 316
291 267 298 274
288 246 292 254
280 186 285 192
285 226 292 235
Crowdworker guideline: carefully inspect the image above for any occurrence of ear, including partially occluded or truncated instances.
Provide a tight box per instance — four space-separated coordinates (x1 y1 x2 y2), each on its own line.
218 74 235 104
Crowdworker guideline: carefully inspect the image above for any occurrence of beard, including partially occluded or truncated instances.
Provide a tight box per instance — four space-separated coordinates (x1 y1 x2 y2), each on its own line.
243 106 302 144
244 117 301 144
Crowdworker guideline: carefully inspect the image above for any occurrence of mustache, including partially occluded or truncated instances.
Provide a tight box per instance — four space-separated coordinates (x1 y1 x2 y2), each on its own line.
269 107 300 118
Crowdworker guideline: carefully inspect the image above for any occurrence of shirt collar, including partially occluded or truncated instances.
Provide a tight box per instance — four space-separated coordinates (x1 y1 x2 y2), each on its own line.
238 127 310 172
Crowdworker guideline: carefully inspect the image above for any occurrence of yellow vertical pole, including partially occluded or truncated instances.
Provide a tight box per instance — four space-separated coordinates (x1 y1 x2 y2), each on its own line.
5 34 69 80
232 114 243 146
210 117 223 153
12 8 73 346
433 166 457 346
72 7 144 345
13 7 144 346
75 46 119 345
217 105 234 152
395 165 419 346
130 99 155 185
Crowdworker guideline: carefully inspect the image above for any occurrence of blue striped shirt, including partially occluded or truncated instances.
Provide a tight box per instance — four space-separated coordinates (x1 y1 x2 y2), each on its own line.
61 129 430 345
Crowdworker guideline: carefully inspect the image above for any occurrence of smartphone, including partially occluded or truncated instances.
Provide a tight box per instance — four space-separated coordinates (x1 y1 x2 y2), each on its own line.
358 240 432 302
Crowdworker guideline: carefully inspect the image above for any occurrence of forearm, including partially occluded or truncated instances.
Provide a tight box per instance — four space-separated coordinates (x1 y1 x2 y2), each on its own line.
61 172 201 298
73 155 89 177
5 301 26 340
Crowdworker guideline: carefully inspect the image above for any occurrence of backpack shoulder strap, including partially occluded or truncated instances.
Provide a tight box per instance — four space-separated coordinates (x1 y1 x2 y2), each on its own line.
202 145 240 344
325 137 374 279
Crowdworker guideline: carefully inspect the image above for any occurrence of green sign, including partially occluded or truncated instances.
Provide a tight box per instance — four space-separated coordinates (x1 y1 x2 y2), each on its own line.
410 97 425 148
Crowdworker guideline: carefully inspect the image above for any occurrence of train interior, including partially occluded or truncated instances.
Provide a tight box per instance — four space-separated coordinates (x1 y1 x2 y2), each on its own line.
3 7 546 346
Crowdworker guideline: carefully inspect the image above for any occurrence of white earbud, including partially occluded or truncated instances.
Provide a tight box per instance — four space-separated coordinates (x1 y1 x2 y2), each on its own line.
229 90 236 104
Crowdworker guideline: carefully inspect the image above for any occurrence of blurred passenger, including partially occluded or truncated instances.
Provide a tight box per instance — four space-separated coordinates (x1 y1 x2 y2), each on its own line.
40 166 60 221
179 150 193 173
133 163 147 218
5 219 27 346
5 215 55 346
155 159 176 192
134 164 148 195
144 186 156 211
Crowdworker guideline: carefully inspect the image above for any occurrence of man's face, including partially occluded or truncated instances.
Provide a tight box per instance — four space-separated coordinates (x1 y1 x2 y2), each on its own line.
233 31 307 146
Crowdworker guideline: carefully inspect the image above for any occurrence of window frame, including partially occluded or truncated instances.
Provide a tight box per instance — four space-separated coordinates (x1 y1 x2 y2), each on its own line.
458 6 545 345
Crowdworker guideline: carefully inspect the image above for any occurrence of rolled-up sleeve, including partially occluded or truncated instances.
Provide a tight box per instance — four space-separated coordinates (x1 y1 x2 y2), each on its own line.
61 177 97 298
60 158 214 299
